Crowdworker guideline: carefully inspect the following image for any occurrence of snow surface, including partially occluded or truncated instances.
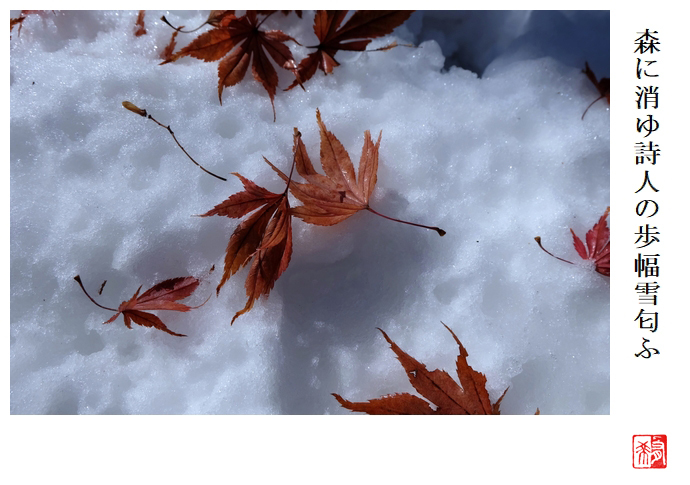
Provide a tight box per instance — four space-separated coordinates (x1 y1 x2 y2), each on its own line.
10 10 609 414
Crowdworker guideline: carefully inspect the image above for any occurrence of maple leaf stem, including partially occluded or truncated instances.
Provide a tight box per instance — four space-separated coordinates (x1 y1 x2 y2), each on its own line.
283 145 298 196
366 207 446 236
145 112 228 182
533 237 574 265
581 95 604 120
74 275 118 312
160 15 207 34
256 11 275 28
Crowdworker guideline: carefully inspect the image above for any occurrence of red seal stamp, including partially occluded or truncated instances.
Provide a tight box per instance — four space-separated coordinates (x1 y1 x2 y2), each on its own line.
633 435 667 468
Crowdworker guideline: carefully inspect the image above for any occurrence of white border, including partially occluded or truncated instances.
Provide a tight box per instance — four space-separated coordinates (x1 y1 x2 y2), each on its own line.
6 3 689 483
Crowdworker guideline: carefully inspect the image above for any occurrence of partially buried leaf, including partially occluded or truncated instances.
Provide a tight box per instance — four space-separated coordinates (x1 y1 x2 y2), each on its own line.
571 206 610 276
160 28 181 63
10 10 43 37
134 10 146 36
267 109 445 235
535 207 610 277
267 109 379 226
333 324 524 415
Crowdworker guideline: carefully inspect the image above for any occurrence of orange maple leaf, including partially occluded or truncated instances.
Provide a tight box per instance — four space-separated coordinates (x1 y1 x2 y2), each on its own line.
334 324 536 415
535 206 610 277
267 109 445 235
74 275 204 337
287 10 413 90
163 11 299 121
201 165 295 324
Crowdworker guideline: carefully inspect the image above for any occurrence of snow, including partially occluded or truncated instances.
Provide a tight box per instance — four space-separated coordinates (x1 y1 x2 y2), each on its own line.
10 10 609 416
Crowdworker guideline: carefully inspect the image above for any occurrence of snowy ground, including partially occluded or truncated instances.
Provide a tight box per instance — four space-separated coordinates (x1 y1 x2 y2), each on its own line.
10 10 609 415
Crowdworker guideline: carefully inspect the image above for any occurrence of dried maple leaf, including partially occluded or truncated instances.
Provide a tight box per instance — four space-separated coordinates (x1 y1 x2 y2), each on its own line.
334 324 521 415
287 10 413 90
134 10 146 37
267 109 445 235
201 162 295 323
163 11 299 121
160 28 181 63
74 275 204 337
206 10 236 28
10 16 25 33
581 62 609 119
10 10 43 37
535 206 610 277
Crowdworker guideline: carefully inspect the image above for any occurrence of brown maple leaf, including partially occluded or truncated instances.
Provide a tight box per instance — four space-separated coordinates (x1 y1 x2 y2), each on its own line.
160 28 181 63
267 109 445 235
10 16 25 33
206 10 236 28
134 10 146 37
535 206 610 277
334 324 526 415
163 11 299 121
10 10 43 37
287 10 413 90
201 161 295 323
581 62 609 119
74 275 205 337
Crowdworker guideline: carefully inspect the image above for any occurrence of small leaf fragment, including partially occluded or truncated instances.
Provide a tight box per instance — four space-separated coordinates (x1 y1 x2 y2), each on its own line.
134 10 146 37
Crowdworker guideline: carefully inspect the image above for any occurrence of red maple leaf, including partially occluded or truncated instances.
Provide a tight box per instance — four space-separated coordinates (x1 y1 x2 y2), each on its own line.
201 162 295 324
287 10 413 90
75 275 205 337
334 324 540 414
267 109 445 235
163 11 299 121
200 110 443 322
535 207 610 276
